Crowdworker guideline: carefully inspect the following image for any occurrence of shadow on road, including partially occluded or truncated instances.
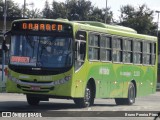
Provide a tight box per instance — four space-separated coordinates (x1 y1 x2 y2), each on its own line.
0 101 117 111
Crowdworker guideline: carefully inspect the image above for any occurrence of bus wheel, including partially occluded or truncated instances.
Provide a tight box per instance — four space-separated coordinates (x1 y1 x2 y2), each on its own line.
115 82 135 105
26 95 40 106
73 83 94 108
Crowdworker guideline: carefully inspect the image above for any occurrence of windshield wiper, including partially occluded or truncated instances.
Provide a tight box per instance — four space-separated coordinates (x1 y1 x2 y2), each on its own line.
25 35 37 59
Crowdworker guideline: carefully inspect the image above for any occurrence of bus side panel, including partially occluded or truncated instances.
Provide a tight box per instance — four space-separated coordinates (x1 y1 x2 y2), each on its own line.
121 65 155 98
73 62 89 98
137 66 156 97
121 64 134 98
109 64 123 98
100 62 113 97
86 61 102 98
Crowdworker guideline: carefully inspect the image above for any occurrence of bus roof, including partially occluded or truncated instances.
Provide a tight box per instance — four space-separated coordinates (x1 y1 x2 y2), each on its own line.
73 21 157 41
75 21 137 33
12 19 157 41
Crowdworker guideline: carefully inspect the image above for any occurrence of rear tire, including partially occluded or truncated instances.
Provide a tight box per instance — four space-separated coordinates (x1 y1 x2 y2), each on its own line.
73 83 94 108
115 82 135 105
26 95 40 106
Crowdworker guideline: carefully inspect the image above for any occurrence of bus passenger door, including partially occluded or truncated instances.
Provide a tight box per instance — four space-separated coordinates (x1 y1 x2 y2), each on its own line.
74 31 87 97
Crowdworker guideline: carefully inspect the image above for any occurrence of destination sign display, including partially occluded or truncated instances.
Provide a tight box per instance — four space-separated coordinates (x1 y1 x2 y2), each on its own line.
11 56 30 63
12 21 72 33
22 23 62 31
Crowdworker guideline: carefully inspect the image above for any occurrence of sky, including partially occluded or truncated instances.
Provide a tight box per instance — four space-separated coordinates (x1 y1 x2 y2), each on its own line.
13 0 160 23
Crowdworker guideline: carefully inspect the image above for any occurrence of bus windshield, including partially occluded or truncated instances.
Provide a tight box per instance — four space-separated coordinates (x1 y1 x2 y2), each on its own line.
10 35 73 68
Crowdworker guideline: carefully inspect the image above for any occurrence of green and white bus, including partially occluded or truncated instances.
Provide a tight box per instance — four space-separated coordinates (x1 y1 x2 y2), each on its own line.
5 19 157 107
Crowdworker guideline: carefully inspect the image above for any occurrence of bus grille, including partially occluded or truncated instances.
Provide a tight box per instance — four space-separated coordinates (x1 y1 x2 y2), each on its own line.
17 84 54 93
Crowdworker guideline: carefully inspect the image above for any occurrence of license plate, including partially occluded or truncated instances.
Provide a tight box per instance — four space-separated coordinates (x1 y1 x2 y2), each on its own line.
30 86 40 90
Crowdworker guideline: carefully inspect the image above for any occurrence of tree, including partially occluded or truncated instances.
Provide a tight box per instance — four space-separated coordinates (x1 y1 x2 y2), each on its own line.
41 0 113 23
89 7 113 23
0 0 21 18
22 2 41 18
119 4 157 35
51 1 67 19
0 0 3 17
66 0 92 20
25 8 41 18
66 0 112 22
42 0 52 18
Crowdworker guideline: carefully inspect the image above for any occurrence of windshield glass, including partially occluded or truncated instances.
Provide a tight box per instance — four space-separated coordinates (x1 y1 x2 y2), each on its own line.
10 35 73 68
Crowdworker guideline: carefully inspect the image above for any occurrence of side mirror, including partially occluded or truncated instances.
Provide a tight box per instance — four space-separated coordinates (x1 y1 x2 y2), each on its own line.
2 40 8 52
2 31 10 52
4 31 11 37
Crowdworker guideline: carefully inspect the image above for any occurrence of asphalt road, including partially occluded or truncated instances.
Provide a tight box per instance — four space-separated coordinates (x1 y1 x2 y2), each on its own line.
0 92 160 120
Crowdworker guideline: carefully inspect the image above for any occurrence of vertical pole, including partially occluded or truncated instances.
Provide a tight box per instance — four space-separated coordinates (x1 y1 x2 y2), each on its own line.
3 0 6 34
105 0 108 23
2 0 7 82
156 11 160 55
156 10 160 91
156 11 160 37
23 0 26 18
31 3 34 18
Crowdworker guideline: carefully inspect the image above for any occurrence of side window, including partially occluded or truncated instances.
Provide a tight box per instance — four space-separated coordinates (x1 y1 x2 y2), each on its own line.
143 42 151 65
75 31 86 71
152 43 156 65
89 34 100 60
123 39 133 63
133 41 142 64
75 31 86 60
112 38 122 62
100 36 112 61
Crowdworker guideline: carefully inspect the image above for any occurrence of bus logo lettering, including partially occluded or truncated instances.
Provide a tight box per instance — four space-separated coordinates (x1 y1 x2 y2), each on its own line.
28 23 33 29
22 23 27 29
34 24 39 30
99 68 110 75
40 24 45 31
46 24 51 31
52 24 56 30
58 25 62 31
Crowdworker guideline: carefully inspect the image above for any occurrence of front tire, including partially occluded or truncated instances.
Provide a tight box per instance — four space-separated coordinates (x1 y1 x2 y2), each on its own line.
26 95 40 106
73 83 94 108
115 82 136 105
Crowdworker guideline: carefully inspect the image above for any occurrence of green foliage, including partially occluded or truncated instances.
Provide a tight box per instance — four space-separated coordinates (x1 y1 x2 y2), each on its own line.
66 0 92 20
42 0 112 23
89 7 112 23
0 0 158 37
52 1 67 19
0 0 21 17
119 4 157 35
25 8 41 18
42 0 52 18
